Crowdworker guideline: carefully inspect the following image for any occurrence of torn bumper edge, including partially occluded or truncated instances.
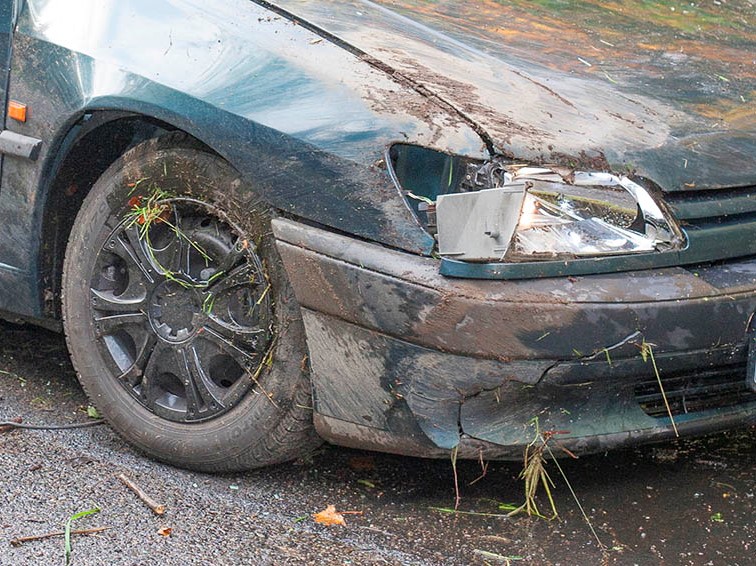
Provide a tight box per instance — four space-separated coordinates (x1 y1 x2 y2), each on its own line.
272 217 756 458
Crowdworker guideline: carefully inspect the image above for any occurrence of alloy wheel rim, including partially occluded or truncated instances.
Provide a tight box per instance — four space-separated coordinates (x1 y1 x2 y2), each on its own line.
88 197 273 423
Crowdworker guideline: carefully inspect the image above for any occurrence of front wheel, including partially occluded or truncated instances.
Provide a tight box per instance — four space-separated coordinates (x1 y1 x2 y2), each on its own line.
62 134 319 471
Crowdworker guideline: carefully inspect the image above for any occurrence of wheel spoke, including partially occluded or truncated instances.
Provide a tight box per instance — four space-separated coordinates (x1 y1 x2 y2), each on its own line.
198 326 263 371
93 311 147 337
157 224 191 276
201 262 271 340
178 346 227 418
168 206 194 275
203 315 267 351
206 263 260 295
140 341 173 410
117 332 158 387
112 225 159 283
92 227 159 312
213 239 248 275
90 288 148 313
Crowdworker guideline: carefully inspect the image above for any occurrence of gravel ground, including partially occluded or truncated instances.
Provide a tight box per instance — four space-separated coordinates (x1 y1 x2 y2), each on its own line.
0 320 754 565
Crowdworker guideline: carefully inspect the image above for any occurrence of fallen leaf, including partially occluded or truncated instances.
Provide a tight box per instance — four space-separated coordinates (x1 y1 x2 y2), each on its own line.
313 505 346 526
157 527 172 537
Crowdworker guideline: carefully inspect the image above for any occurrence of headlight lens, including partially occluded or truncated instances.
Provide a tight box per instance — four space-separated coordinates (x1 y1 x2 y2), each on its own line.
509 169 681 259
433 165 683 262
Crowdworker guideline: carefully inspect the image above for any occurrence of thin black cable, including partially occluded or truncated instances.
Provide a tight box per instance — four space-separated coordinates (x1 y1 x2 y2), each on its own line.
0 420 105 430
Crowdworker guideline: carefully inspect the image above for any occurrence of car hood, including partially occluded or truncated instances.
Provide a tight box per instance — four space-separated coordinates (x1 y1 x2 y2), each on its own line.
265 0 755 192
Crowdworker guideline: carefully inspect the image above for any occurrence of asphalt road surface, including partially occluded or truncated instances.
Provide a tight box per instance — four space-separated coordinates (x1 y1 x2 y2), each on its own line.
1 320 753 565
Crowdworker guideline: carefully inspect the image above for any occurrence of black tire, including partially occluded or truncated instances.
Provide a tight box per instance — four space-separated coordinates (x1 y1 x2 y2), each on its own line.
62 133 320 472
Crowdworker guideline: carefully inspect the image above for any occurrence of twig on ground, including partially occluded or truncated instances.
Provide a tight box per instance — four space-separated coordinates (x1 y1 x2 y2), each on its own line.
430 507 510 518
117 473 166 515
358 525 395 537
10 527 108 547
472 549 523 564
450 445 461 510
468 449 489 486
0 417 22 433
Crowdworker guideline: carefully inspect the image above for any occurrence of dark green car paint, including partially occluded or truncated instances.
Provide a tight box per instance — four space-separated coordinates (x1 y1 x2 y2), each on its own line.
265 0 756 279
0 2 11 125
273 217 756 457
0 0 753 315
0 0 493 318
0 0 16 195
269 0 755 190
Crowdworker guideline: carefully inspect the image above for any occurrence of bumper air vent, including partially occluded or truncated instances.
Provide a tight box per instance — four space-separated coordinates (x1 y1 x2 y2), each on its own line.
635 364 756 418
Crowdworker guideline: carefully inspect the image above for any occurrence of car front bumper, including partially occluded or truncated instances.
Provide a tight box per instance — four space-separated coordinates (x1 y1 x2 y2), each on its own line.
272 218 756 459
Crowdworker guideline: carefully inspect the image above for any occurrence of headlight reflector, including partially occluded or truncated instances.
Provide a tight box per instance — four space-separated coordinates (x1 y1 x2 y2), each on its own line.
435 166 684 262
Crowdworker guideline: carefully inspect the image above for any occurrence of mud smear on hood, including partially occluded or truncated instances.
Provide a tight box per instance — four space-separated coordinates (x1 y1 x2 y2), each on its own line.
265 0 755 190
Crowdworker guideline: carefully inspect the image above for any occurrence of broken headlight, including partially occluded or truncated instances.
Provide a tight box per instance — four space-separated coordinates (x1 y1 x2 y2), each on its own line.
506 167 683 260
436 165 683 262
388 145 684 263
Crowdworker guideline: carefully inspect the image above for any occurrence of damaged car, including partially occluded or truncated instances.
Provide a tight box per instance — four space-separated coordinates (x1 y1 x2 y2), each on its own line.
0 0 753 471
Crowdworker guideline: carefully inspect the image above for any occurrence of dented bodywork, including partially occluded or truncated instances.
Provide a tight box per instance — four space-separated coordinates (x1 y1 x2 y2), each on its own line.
0 0 752 459
273 216 756 457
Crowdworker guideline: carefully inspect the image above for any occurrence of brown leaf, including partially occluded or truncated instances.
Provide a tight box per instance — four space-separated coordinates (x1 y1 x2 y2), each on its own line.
157 527 172 537
313 505 346 526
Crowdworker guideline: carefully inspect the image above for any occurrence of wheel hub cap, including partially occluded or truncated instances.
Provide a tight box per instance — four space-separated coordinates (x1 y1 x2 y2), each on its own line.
149 280 201 343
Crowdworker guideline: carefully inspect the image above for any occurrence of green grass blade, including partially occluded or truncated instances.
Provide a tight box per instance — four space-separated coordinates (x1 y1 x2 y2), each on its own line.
64 508 100 565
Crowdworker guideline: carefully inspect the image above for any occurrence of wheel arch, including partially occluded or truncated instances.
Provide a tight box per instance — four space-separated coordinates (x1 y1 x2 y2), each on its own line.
37 110 217 319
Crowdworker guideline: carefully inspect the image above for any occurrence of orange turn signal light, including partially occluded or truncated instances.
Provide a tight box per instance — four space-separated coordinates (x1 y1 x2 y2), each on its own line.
8 101 27 122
